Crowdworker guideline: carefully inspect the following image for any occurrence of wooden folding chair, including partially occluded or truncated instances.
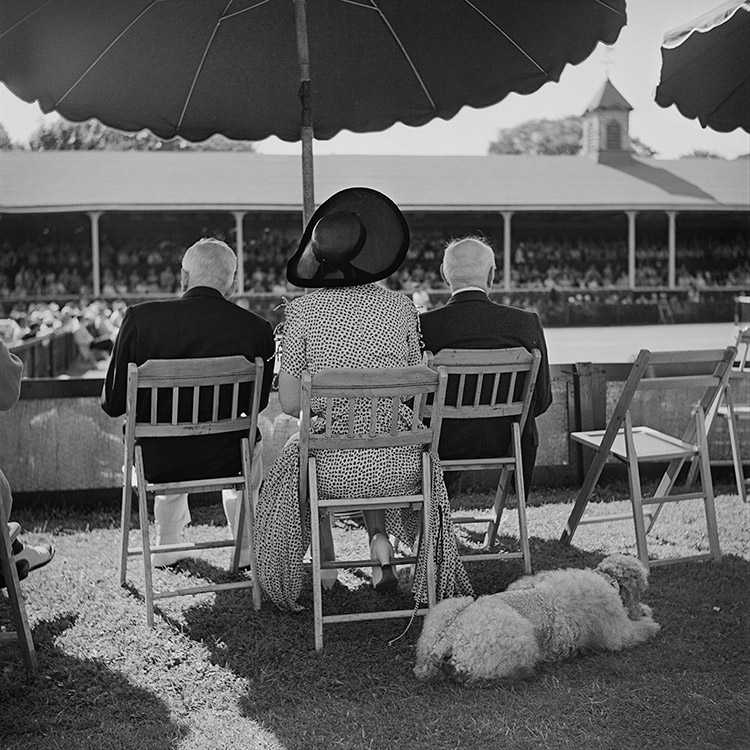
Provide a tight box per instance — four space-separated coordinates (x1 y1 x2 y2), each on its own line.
708 326 749 502
424 348 541 573
300 365 446 651
119 355 264 626
561 347 736 569
0 501 38 672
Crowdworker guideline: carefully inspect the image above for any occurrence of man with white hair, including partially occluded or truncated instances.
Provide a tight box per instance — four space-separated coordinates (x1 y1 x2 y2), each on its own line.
102 238 275 567
420 236 552 494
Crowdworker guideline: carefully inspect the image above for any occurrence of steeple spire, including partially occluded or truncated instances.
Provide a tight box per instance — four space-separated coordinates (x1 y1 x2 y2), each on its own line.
581 79 633 161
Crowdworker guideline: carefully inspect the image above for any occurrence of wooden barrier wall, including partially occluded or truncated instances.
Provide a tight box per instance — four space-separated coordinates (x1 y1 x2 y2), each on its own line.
9 332 78 379
0 363 745 496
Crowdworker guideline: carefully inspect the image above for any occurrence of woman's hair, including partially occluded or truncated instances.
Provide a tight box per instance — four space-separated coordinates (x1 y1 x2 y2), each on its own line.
182 238 237 293
442 236 495 289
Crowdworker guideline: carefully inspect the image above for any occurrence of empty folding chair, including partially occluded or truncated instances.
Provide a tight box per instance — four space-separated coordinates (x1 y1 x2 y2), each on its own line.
562 347 736 569
711 326 749 502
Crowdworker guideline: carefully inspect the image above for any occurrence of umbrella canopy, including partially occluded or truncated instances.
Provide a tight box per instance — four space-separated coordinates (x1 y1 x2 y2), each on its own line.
0 0 626 221
655 0 750 134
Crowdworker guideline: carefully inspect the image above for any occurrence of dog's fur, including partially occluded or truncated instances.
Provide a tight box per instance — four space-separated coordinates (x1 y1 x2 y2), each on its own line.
413 554 660 684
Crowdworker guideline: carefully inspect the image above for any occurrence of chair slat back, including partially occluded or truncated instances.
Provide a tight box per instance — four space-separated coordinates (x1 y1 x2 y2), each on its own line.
638 348 736 418
594 348 736 458
424 347 541 434
125 356 263 441
731 326 750 380
298 365 446 455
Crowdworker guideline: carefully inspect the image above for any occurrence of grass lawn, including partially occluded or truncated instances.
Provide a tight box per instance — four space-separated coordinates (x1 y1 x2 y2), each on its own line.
1 477 748 750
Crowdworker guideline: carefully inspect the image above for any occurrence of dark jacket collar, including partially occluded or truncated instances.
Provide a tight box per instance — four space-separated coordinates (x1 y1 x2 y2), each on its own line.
182 286 226 301
446 289 491 305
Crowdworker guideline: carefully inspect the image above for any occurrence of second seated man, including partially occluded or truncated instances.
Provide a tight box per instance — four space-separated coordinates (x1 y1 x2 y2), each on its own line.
420 236 553 495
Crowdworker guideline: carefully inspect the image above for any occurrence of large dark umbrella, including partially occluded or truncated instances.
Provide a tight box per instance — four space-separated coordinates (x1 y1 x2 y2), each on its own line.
655 0 750 133
1 0 626 223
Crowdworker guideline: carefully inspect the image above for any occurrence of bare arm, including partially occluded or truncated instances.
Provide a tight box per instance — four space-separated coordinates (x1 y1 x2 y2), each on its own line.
278 369 302 417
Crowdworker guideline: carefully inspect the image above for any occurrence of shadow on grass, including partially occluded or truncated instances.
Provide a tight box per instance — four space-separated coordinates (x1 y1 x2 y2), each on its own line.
0 615 186 750
174 538 750 750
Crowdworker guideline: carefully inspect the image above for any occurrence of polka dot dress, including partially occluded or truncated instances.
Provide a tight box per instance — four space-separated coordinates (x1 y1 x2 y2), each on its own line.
254 284 474 611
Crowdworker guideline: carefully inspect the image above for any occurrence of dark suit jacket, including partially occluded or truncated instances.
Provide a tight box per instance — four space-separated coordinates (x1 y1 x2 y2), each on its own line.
419 290 552 491
101 287 276 482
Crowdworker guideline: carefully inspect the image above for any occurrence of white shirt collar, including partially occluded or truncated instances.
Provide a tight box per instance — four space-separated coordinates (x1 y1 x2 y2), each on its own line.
452 286 489 295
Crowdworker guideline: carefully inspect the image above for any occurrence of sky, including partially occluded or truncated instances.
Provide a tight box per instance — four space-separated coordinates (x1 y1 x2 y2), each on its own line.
1 0 749 160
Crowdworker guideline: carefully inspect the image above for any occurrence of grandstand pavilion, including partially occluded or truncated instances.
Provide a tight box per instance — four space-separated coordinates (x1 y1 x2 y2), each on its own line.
1 81 748 297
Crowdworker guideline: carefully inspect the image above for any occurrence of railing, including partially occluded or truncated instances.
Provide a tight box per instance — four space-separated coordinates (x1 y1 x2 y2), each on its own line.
8 332 78 378
1 287 746 329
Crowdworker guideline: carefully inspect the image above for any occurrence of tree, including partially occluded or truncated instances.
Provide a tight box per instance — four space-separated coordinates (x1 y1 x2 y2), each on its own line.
0 122 15 150
488 116 657 157
679 149 722 159
28 118 255 152
630 137 657 158
489 117 583 156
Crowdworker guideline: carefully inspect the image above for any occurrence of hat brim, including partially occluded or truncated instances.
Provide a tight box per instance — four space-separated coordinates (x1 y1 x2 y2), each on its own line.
286 187 410 289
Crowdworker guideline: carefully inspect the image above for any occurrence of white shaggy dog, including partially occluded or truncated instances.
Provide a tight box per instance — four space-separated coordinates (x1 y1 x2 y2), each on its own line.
414 554 660 684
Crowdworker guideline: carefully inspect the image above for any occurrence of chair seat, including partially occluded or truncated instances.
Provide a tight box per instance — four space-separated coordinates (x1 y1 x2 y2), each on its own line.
572 426 698 461
717 403 750 419
564 347 736 569
145 475 246 496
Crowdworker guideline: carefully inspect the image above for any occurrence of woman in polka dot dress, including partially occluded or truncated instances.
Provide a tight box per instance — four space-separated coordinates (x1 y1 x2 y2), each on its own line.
253 188 473 612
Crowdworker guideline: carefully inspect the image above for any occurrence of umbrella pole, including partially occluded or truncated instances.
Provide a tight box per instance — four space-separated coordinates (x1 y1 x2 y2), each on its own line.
294 0 315 229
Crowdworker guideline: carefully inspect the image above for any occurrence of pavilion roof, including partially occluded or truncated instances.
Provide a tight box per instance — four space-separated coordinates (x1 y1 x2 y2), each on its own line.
0 151 747 214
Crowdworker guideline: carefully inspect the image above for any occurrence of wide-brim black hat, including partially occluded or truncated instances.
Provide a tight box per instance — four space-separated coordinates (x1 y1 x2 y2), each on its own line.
286 187 410 289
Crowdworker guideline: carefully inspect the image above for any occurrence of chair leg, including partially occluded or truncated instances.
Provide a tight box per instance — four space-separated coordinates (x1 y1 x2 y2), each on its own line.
119 477 133 587
240 485 262 611
624 413 650 571
484 467 511 549
423 454 437 607
0 505 37 672
135 455 155 627
695 408 722 562
724 387 747 503
309 458 324 651
511 424 532 575
561 440 610 545
645 456 685 534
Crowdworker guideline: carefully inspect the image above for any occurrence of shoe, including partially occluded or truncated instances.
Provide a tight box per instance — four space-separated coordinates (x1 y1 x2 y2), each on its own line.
151 537 189 568
0 559 30 589
372 563 398 594
370 533 398 594
13 542 55 574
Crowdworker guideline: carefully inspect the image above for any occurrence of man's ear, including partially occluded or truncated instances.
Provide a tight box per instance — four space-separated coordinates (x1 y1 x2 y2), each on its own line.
487 266 495 289
224 278 238 300
439 264 448 287
180 268 189 292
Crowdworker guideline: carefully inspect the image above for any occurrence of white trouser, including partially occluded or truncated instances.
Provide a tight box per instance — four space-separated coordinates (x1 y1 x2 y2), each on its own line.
153 440 263 564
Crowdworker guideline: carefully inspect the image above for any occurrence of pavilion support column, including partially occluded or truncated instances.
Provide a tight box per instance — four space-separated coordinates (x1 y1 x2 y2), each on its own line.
232 211 247 294
626 210 638 289
501 211 514 292
666 210 678 289
87 211 102 298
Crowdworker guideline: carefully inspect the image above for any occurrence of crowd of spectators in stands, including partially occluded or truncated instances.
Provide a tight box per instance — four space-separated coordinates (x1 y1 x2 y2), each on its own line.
0 297 124 360
2 228 747 303
1 227 748 344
